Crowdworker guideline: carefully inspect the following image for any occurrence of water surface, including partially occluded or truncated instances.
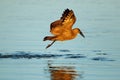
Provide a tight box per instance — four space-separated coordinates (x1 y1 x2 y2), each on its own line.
0 0 120 80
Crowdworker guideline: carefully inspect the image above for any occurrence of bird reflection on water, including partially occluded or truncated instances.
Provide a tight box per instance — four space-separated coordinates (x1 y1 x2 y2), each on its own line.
47 61 82 80
43 9 85 49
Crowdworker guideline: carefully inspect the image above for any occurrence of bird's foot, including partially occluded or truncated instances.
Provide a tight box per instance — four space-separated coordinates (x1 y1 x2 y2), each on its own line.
43 36 48 41
43 36 53 41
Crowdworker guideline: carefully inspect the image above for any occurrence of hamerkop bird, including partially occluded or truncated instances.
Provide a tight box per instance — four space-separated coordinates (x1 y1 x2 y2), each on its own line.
43 9 85 49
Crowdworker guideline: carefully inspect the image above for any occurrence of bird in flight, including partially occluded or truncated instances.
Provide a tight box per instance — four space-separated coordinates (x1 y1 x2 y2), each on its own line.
43 8 85 49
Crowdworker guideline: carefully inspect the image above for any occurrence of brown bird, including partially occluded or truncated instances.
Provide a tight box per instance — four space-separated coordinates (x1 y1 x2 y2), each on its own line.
43 9 85 49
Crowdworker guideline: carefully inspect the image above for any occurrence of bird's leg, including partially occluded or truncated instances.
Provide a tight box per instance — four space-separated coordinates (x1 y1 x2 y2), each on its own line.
46 40 56 49
43 36 52 41
43 36 57 41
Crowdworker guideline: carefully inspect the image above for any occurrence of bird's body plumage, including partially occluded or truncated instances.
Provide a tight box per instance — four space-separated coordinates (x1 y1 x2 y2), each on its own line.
43 9 85 48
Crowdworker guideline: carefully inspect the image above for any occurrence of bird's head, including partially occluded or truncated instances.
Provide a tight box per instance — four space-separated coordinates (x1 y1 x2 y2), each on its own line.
73 28 85 38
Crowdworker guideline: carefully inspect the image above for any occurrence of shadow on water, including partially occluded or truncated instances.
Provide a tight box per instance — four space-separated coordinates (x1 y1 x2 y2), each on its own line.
47 60 83 80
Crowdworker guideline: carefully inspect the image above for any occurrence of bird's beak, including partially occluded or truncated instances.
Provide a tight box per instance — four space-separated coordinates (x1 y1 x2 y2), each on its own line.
79 31 85 38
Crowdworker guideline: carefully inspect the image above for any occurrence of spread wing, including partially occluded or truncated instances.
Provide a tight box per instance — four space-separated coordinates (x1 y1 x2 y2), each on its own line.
50 9 76 35
60 9 76 29
50 9 76 29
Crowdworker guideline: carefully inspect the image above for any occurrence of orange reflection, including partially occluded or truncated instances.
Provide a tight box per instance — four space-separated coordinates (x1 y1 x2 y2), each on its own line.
48 63 78 80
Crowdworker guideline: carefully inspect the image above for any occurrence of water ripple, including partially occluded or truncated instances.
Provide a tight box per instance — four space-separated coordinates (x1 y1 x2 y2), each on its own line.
0 51 87 59
91 57 115 61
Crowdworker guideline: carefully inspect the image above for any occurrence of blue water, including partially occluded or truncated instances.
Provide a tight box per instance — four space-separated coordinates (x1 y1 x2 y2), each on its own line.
0 0 120 80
